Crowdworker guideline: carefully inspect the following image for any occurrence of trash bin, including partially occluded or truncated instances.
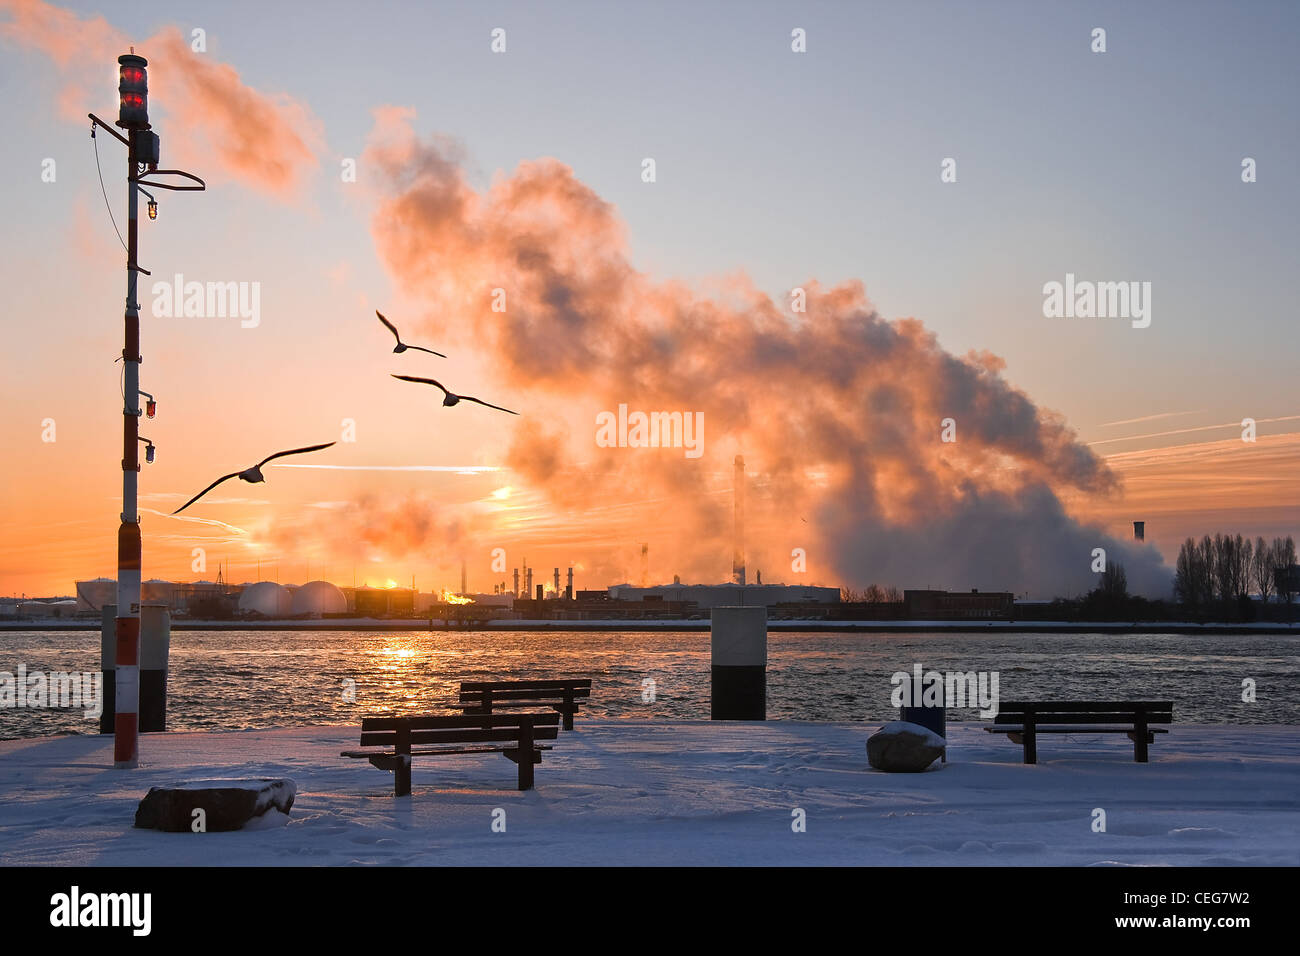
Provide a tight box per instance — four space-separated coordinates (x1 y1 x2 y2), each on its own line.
900 704 946 739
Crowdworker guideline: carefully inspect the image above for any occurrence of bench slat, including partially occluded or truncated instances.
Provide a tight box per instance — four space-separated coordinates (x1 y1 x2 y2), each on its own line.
360 727 560 747
991 712 1173 724
458 689 592 702
360 713 560 731
461 679 591 691
986 726 1170 734
341 745 553 759
998 701 1172 711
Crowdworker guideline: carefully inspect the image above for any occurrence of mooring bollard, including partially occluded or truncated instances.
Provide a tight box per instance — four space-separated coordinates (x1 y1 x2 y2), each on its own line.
99 605 116 735
101 603 170 733
710 605 767 720
139 603 170 732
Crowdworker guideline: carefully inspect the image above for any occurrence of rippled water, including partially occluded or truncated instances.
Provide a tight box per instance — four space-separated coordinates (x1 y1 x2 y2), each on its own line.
1 629 1297 738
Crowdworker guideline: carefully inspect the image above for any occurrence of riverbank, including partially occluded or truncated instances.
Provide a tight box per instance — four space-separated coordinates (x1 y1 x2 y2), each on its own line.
1 721 1296 866
3 618 1296 633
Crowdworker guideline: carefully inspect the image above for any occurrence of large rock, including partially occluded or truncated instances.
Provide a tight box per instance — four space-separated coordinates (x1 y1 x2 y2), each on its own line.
866 721 946 772
134 778 296 832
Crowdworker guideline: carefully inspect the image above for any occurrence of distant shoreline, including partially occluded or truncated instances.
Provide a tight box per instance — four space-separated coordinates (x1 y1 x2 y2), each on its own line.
2 619 1295 634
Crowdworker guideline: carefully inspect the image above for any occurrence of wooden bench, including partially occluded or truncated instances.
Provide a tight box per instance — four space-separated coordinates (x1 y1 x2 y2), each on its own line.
985 701 1173 764
341 712 561 795
457 679 593 731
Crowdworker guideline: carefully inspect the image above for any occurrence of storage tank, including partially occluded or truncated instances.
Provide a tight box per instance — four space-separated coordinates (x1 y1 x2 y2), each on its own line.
141 579 178 607
238 581 293 618
290 580 347 616
76 578 117 612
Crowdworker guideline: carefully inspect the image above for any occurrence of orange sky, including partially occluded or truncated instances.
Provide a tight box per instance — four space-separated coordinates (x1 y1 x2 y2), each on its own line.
1 0 1296 600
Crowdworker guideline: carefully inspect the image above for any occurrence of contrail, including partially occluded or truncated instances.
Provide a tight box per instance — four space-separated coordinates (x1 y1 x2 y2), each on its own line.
269 464 502 473
1087 415 1300 446
141 508 247 535
1097 410 1206 428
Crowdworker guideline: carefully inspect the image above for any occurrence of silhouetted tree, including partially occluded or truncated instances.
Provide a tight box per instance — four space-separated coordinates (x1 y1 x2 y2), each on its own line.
1276 535 1298 604
1252 535 1274 603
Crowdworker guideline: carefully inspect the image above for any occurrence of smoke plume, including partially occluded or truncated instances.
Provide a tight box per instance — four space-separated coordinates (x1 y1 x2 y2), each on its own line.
359 107 1168 597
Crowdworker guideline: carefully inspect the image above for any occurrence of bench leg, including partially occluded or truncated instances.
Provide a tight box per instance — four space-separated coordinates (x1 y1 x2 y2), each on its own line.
395 753 411 797
518 721 535 790
1023 719 1037 765
1134 719 1149 763
395 724 412 796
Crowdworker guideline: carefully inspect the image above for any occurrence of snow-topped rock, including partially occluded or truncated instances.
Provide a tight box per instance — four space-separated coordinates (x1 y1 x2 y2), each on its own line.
134 778 296 832
867 720 946 772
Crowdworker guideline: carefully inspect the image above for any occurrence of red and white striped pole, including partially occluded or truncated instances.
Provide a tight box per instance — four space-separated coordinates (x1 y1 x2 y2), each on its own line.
113 53 149 768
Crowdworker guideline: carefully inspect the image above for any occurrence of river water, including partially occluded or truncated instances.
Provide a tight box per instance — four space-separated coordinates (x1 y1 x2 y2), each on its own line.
1 629 1296 738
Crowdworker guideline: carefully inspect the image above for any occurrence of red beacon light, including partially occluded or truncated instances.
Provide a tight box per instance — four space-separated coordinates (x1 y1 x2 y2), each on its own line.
145 399 156 418
117 53 150 131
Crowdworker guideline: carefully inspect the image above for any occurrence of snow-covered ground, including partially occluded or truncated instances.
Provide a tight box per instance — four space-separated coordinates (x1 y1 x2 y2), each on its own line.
1 721 1297 866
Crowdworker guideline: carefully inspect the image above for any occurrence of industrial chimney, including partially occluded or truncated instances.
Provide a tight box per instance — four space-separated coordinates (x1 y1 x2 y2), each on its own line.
733 454 746 586
460 560 467 596
566 567 574 600
640 543 649 588
553 567 560 597
1133 521 1145 542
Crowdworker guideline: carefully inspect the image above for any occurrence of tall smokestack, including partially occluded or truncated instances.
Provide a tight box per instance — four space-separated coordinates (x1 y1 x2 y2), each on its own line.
1133 521 1145 542
553 567 560 596
526 566 533 599
566 567 574 600
461 560 467 596
733 454 746 586
640 543 649 587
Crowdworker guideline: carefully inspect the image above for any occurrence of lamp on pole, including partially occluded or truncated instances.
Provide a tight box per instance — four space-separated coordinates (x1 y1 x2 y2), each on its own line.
89 49 204 768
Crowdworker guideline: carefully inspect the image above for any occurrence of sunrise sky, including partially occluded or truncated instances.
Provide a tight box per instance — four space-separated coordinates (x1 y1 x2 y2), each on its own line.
1 0 1296 598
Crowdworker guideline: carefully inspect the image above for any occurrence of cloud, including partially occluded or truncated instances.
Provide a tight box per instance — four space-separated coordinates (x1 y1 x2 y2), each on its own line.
353 109 1170 596
0 0 321 199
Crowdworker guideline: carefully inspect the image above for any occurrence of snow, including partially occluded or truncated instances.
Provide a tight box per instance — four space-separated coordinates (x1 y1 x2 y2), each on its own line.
168 779 291 792
875 720 947 748
1 721 1297 865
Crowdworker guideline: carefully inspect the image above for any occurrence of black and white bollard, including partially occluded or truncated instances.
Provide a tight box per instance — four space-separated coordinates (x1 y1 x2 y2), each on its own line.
710 605 767 720
101 603 170 734
99 605 116 735
139 603 170 732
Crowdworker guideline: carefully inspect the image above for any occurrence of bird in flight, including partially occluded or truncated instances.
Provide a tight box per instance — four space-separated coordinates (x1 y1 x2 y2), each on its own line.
376 310 446 357
391 375 519 415
172 442 337 514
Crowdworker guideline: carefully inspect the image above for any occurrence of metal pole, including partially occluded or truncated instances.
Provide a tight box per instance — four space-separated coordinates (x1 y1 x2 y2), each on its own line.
114 128 142 768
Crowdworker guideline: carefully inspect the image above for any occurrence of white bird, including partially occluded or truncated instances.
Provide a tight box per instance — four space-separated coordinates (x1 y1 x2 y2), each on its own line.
376 310 446 357
391 375 518 415
173 442 336 514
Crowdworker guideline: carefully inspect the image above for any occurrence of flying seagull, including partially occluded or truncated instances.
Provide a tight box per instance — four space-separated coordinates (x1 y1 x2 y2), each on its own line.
391 374 519 415
376 310 446 357
172 442 337 515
